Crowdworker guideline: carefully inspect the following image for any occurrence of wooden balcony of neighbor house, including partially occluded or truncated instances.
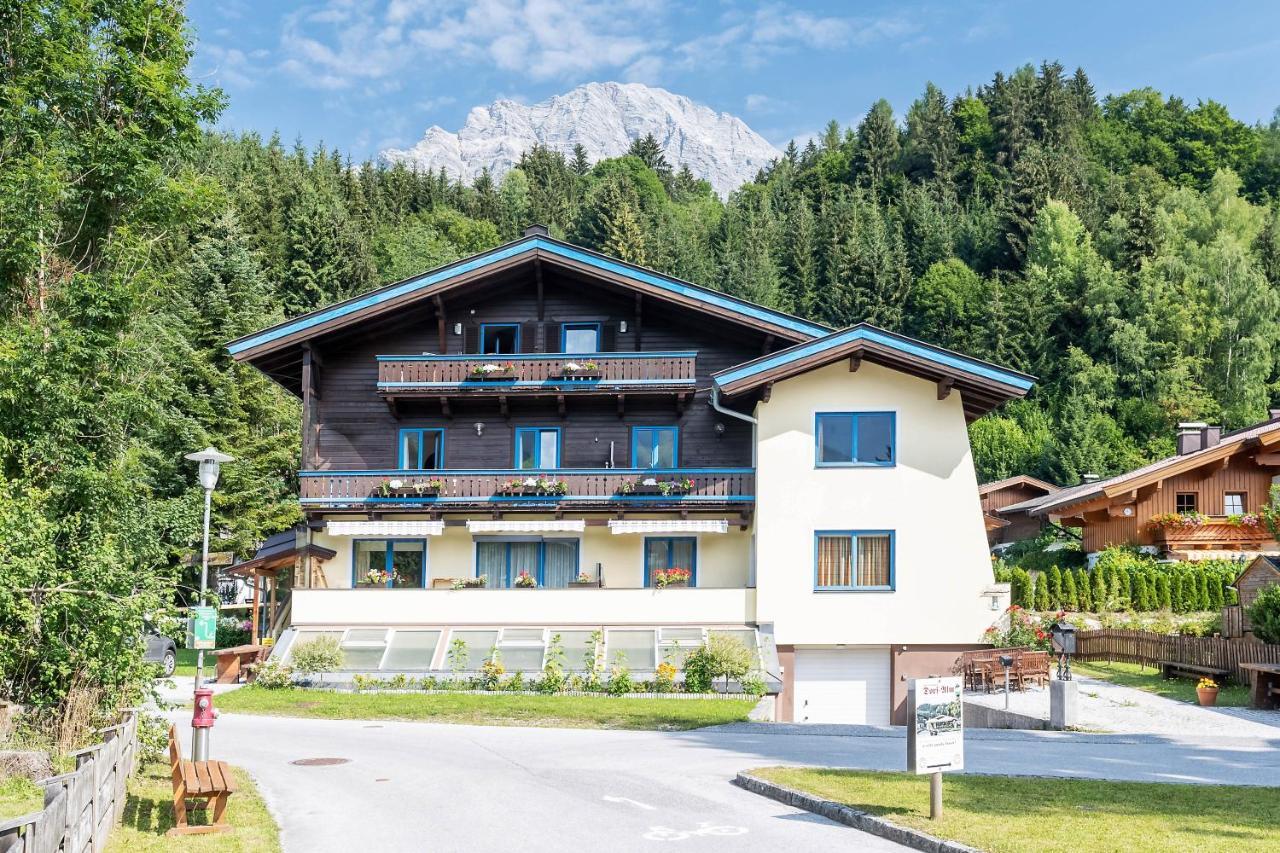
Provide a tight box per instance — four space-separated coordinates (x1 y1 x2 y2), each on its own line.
299 467 755 512
376 351 698 398
1149 515 1272 550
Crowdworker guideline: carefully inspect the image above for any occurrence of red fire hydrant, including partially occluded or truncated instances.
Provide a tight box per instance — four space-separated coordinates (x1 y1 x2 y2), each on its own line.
191 687 219 761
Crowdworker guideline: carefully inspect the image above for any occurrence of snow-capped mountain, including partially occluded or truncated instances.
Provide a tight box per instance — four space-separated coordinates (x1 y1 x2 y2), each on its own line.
380 82 781 197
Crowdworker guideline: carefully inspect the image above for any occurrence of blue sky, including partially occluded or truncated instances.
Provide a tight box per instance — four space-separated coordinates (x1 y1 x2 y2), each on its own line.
189 1 1280 158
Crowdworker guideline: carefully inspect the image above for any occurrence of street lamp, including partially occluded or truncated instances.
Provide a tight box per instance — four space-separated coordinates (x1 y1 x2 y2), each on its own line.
184 446 233 761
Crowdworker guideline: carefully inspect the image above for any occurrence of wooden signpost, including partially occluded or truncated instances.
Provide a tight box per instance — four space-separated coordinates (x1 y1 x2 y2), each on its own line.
906 676 964 820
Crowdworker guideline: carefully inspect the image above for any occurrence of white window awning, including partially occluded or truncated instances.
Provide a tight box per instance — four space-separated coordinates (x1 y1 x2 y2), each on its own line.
327 520 444 536
608 519 729 535
466 520 586 534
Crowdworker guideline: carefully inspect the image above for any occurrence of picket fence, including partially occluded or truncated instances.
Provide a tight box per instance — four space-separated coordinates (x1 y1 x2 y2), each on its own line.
0 712 139 853
1075 629 1280 685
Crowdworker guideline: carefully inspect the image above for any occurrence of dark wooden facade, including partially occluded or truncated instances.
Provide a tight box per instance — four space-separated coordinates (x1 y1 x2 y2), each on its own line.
979 476 1058 545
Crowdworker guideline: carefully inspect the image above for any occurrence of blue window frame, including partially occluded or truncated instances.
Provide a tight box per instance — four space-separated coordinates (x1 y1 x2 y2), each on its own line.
560 322 602 354
643 537 697 587
480 323 521 354
815 412 895 467
398 428 444 469
632 426 679 468
813 531 894 591
514 427 561 469
475 539 580 588
353 539 428 588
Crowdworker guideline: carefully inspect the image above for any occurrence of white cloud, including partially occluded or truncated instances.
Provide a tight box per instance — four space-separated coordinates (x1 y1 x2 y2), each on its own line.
745 93 782 113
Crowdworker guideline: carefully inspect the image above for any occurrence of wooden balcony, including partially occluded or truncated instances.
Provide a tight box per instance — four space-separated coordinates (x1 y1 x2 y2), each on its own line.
300 468 755 512
376 351 697 397
1151 517 1272 550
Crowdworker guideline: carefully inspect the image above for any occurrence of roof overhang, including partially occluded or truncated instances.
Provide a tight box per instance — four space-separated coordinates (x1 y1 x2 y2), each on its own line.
227 235 830 388
978 475 1060 497
225 543 337 577
712 324 1034 421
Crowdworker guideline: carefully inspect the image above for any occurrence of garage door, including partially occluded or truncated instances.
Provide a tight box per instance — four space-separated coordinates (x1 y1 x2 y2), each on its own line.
793 647 891 725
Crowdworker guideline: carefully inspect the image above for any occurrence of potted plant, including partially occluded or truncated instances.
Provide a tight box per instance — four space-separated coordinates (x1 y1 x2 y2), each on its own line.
559 360 600 379
514 571 538 589
412 478 446 496
569 572 596 587
363 569 403 587
654 568 692 589
468 361 516 380
1196 676 1219 706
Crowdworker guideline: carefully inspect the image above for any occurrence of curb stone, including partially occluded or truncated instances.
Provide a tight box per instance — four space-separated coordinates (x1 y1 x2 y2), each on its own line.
733 772 980 853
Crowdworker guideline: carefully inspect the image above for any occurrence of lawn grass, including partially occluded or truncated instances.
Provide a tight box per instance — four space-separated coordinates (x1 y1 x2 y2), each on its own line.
751 767 1280 853
1073 660 1250 707
0 776 44 821
215 686 757 730
173 648 199 677
107 761 279 852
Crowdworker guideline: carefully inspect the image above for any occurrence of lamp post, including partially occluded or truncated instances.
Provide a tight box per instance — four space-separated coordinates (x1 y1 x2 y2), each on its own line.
184 446 234 761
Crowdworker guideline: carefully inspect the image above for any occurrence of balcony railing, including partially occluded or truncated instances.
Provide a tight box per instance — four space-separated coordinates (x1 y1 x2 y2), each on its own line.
300 468 754 509
376 351 697 394
1150 517 1270 546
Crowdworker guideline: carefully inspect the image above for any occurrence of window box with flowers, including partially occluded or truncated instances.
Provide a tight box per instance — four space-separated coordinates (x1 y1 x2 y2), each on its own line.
654 568 692 589
514 571 538 589
361 569 404 588
450 576 488 589
375 478 445 499
496 476 570 497
618 476 694 496
568 572 598 587
559 360 600 379
1148 512 1269 543
468 362 517 380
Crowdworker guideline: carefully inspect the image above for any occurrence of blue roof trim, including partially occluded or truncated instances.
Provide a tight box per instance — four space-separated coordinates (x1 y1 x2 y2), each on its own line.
228 237 827 356
377 378 694 389
375 350 697 362
714 326 1034 391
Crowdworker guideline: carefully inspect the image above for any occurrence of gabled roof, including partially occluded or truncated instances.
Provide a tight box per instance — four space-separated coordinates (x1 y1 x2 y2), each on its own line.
979 475 1060 497
1018 416 1280 517
227 232 830 363
1236 555 1280 587
711 323 1034 421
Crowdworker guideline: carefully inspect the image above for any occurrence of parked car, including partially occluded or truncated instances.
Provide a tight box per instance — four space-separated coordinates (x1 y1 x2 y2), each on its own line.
144 628 177 677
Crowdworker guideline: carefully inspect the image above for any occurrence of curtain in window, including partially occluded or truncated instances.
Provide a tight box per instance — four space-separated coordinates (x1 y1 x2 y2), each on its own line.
670 538 695 572
543 540 577 588
510 542 539 586
856 535 891 586
817 536 852 587
476 542 507 588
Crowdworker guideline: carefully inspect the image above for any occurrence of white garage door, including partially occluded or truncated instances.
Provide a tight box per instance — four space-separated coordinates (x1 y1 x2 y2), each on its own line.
793 647 891 725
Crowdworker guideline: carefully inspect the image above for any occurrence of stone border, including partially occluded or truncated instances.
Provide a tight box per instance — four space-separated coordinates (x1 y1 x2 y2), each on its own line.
733 771 980 853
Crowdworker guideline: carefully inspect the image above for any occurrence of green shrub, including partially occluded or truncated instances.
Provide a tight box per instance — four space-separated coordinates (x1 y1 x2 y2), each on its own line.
1156 574 1172 611
682 634 754 691
1248 585 1280 644
478 651 505 690
215 616 250 649
1062 570 1078 611
740 671 767 696
1048 567 1063 609
605 652 633 695
290 635 344 674
447 637 469 676
250 659 293 689
1075 568 1092 611
1091 569 1108 612
1033 573 1050 611
1010 568 1032 608
136 712 170 764
682 647 715 693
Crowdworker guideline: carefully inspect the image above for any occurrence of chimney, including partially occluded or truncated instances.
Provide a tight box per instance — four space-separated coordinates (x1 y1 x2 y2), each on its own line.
1177 422 1208 455
1081 473 1100 485
523 223 549 238
1270 408 1280 422
1201 425 1221 449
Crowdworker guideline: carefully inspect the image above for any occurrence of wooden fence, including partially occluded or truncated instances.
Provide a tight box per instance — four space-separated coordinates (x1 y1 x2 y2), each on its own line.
1075 629 1280 685
0 711 139 853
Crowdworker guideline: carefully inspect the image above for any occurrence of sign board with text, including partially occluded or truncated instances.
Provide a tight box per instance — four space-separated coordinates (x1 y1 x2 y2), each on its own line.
186 606 218 650
906 676 964 774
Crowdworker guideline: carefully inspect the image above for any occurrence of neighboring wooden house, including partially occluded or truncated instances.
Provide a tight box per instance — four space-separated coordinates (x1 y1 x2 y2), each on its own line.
1007 419 1280 559
979 475 1059 546
228 226 1032 724
1225 555 1280 636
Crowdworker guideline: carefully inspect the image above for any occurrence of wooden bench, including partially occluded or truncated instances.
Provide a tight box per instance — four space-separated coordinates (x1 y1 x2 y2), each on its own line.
166 724 236 836
213 644 268 684
1157 660 1229 682
1240 662 1280 709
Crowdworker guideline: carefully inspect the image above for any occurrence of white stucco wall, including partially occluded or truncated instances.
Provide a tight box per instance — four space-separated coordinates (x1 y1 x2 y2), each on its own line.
754 360 1003 645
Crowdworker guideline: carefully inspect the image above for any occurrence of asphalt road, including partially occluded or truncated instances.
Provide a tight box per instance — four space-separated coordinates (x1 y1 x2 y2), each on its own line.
190 713 1280 853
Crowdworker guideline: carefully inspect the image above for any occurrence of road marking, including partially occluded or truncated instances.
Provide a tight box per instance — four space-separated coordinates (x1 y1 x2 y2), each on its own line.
642 822 748 841
603 795 656 810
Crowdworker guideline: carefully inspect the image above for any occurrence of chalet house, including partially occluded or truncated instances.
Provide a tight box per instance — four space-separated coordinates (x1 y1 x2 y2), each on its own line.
979 475 1059 546
1225 555 1280 636
1007 419 1280 561
228 226 1031 725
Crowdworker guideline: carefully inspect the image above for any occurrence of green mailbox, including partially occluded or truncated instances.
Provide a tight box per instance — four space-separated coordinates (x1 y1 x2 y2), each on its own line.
186 606 218 650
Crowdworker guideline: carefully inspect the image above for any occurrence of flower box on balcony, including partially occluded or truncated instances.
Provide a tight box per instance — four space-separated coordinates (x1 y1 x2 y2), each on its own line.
467 362 517 381
618 477 695 496
654 568 692 589
1148 513 1269 544
496 477 570 497
375 478 444 499
558 361 601 380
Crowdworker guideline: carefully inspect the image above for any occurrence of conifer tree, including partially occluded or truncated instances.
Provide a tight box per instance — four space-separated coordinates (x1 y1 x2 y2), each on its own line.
1062 569 1079 611
1034 572 1051 611
1048 567 1064 609
1075 569 1092 612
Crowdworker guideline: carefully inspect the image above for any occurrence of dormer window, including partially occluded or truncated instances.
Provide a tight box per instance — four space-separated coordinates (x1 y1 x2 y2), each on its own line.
561 322 601 353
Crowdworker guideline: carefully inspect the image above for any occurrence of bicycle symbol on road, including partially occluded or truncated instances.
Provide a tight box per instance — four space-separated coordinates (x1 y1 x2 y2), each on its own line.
643 822 748 841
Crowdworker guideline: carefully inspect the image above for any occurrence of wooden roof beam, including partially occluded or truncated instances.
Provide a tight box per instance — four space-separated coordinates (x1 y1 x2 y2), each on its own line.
848 354 862 372
937 377 954 400
438 396 452 419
